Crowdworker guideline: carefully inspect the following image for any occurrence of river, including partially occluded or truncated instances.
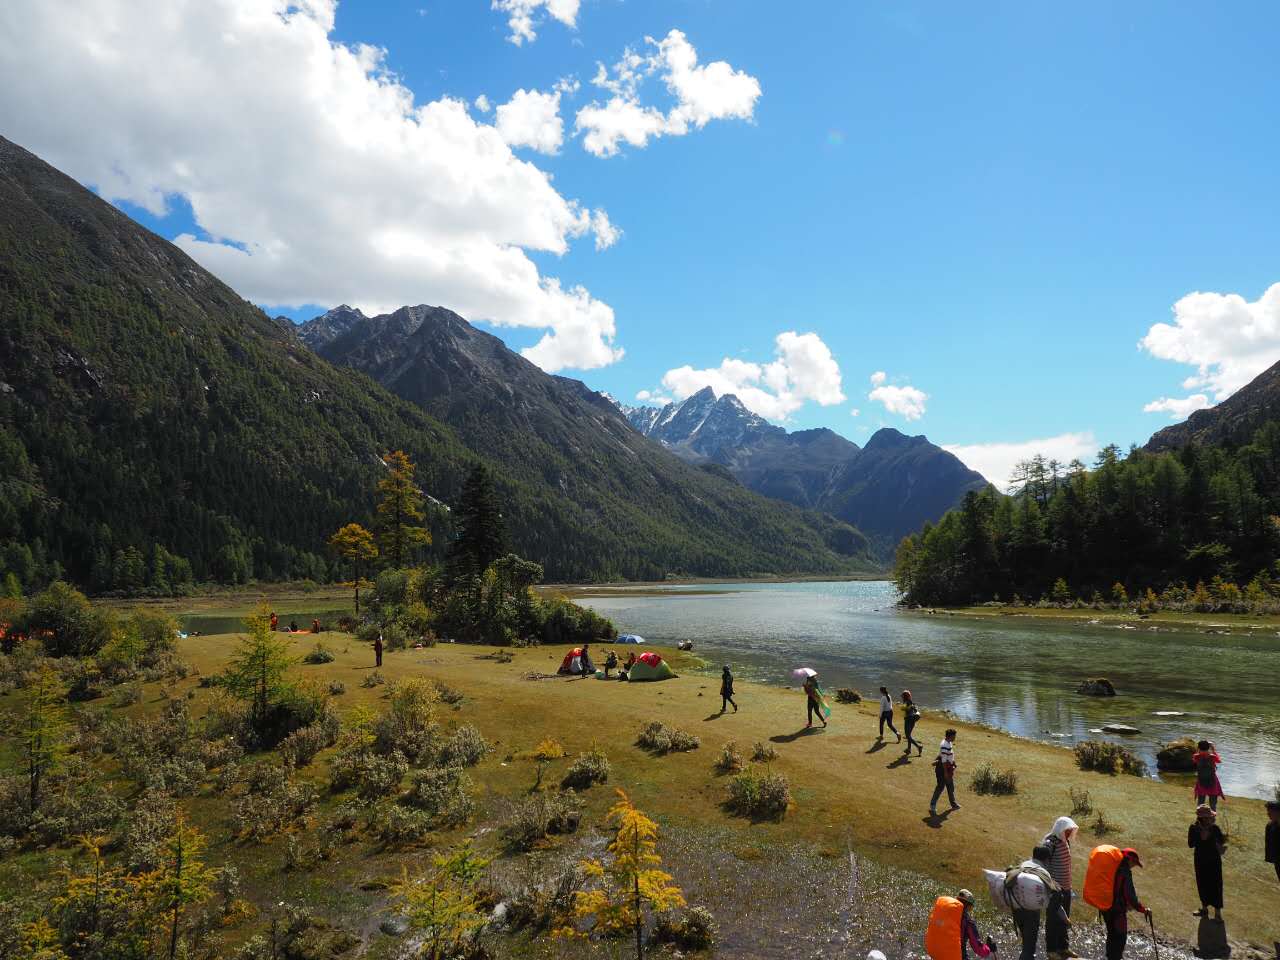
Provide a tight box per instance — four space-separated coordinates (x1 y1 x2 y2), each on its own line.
575 580 1280 800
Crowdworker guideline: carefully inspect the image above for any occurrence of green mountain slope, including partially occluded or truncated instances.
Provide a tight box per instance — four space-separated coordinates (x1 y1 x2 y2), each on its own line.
0 135 873 589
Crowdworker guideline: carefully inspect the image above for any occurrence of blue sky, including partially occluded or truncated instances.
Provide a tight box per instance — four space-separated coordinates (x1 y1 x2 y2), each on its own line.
4 0 1278 484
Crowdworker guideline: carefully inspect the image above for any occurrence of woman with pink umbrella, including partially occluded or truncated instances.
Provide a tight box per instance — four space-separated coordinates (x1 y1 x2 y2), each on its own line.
794 667 830 729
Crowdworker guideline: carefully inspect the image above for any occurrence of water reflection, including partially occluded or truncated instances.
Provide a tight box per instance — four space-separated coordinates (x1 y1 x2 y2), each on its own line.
577 581 1280 799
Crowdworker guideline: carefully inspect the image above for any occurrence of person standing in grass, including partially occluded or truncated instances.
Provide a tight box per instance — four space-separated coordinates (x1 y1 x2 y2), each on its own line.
1042 817 1079 959
1192 740 1223 810
1102 849 1150 960
720 664 738 713
803 673 828 729
1266 800 1280 884
374 631 383 668
902 690 923 756
1188 805 1226 921
930 728 959 815
878 686 901 742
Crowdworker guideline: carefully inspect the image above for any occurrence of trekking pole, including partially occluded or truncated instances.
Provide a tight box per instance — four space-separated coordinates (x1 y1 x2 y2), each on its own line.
1147 911 1160 960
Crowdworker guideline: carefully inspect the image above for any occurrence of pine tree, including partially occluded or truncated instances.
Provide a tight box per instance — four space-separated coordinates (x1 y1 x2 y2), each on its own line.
16 664 69 810
388 843 490 960
447 464 506 583
376 450 431 568
328 523 378 615
221 603 294 742
156 813 217 960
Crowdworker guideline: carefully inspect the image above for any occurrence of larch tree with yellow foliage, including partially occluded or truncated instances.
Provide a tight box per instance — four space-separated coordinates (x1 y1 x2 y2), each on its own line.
328 522 377 615
562 789 685 960
376 450 431 568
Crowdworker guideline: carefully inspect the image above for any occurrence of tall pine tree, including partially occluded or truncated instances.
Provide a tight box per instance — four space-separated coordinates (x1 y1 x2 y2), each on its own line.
376 450 431 568
447 464 507 582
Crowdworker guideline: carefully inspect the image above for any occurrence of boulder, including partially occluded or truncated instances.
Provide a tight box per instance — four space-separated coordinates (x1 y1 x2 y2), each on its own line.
1076 678 1117 697
1156 737 1197 772
1101 723 1141 735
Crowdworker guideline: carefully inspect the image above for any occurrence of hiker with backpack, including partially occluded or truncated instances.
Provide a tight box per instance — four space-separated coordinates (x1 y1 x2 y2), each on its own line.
1008 846 1071 960
902 689 924 756
1191 740 1223 810
1267 799 1280 883
1042 817 1079 959
1188 805 1226 921
1084 846 1149 960
925 889 996 960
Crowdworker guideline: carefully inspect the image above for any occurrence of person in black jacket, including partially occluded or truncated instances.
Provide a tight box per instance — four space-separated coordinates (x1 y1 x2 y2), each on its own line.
1266 800 1280 883
720 665 738 713
1188 805 1226 920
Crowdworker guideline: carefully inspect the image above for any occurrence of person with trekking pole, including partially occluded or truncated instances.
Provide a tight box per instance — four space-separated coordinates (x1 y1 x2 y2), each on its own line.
1098 848 1150 960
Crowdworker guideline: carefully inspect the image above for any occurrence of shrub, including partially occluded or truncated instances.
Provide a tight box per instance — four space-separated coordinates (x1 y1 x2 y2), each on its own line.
835 688 861 704
234 762 318 842
335 615 357 633
439 725 489 768
715 741 744 774
562 747 611 790
531 737 565 761
726 769 791 821
505 863 586 933
360 669 386 688
1074 740 1148 777
637 721 699 755
751 741 778 763
123 790 177 870
404 764 475 826
433 681 464 705
280 722 338 769
355 751 409 802
1091 809 1120 836
653 906 717 951
303 643 335 665
110 682 142 707
501 791 582 851
373 679 440 761
400 601 434 636
368 802 434 847
382 622 409 652
143 756 206 796
1068 786 1093 817
328 680 346 696
970 763 1019 796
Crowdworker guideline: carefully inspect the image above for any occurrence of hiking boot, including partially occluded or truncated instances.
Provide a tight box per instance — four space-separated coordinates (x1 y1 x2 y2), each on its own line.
950 803 962 810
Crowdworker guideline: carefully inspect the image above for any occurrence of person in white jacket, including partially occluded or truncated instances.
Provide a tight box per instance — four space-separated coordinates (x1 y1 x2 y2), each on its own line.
1042 816 1079 959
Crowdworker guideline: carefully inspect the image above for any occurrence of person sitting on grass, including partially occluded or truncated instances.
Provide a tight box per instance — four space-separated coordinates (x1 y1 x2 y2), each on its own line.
1192 740 1223 811
603 650 618 679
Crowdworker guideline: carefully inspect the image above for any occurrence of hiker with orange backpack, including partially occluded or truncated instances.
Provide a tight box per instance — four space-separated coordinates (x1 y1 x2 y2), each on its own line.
1084 846 1149 960
925 889 996 960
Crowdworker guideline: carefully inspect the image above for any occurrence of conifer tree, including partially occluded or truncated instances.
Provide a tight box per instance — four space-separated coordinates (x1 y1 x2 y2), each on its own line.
376 450 431 568
328 523 378 615
388 843 490 960
156 813 217 960
447 464 506 582
16 664 68 810
222 603 294 742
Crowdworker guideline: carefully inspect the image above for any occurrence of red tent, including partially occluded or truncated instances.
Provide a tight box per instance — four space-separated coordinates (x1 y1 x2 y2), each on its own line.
558 647 585 674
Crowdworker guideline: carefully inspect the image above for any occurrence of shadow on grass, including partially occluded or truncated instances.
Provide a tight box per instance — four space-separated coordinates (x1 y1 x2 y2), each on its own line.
704 712 726 722
923 810 951 829
770 727 823 744
886 754 912 769
865 740 888 754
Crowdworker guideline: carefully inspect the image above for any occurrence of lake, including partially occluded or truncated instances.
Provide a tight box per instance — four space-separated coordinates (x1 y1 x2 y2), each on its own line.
575 580 1280 799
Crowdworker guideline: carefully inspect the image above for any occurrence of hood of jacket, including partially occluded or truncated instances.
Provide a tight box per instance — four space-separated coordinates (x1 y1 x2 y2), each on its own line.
1048 816 1078 842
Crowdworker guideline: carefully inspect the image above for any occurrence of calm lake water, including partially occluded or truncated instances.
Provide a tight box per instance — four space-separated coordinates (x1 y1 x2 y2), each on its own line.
576 580 1280 799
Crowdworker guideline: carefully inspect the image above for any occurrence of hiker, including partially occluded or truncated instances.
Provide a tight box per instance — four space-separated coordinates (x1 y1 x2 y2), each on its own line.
721 665 738 713
902 689 923 756
925 889 996 960
1011 846 1071 960
311 618 321 633
1042 817 1079 959
1188 805 1226 920
1191 740 1223 810
579 644 595 675
930 728 959 815
878 686 901 742
270 612 279 631
374 631 383 668
803 673 828 729
603 650 618 679
1097 848 1149 960
1266 800 1280 883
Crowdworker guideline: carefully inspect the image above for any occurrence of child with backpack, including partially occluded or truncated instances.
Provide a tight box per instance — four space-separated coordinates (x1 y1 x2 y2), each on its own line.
1192 740 1223 811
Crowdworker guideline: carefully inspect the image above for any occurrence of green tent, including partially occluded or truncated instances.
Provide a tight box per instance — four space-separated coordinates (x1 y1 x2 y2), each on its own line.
628 652 675 682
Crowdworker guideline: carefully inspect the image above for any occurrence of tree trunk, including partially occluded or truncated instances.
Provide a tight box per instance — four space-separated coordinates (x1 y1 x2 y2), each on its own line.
354 559 361 616
634 873 643 960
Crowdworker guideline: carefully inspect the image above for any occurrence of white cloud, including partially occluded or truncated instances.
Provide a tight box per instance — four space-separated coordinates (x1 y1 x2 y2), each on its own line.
474 94 492 112
1139 283 1280 410
1143 394 1212 421
867 372 927 421
492 0 579 46
943 432 1098 490
635 389 671 404
495 87 564 154
850 408 860 417
659 332 844 421
0 0 621 372
575 29 761 157
590 209 620 250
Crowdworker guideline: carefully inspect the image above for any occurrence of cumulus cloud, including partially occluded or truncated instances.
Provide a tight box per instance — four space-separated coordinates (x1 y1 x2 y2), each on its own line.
1139 283 1280 412
495 87 564 154
492 0 579 45
867 372 927 421
636 389 671 404
590 209 620 250
659 332 844 421
474 94 492 113
943 432 1099 491
575 29 760 157
1143 394 1212 420
0 0 621 372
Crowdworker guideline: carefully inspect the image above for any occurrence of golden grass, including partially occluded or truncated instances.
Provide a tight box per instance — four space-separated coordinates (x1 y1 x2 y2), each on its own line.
166 633 1280 947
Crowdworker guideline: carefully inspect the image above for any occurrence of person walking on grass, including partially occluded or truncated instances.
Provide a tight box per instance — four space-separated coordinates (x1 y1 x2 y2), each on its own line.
1266 800 1280 884
1192 740 1223 811
1042 817 1079 959
902 690 923 756
804 673 828 729
1102 849 1150 960
720 664 738 713
878 686 901 742
1188 805 1226 921
959 889 996 959
374 631 383 668
930 728 959 815
1013 846 1071 960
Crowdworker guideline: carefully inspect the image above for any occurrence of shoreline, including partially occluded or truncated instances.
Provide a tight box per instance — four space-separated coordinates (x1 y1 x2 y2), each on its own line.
902 604 1280 632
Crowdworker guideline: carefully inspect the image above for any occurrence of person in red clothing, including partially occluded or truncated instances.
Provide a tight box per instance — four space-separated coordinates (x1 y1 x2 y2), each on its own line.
269 612 279 632
1102 849 1150 960
959 889 997 959
1191 740 1223 811
373 631 383 668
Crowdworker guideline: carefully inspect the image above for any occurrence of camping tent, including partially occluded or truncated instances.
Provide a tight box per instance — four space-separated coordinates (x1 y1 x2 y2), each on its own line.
628 651 675 682
558 647 586 675
617 634 646 644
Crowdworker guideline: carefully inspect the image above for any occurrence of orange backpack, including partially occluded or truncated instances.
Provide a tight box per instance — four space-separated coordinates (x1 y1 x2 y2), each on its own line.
1083 844 1124 911
925 896 965 960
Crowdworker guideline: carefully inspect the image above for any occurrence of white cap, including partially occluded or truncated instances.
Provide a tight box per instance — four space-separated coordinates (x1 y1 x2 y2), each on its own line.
867 951 888 960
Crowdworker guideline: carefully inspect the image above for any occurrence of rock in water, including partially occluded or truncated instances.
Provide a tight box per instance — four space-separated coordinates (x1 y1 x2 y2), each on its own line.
1101 724 1141 735
1156 737 1197 771
1077 678 1117 696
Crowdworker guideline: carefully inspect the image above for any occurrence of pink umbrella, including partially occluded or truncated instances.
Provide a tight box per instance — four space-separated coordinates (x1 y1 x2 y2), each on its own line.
792 667 817 680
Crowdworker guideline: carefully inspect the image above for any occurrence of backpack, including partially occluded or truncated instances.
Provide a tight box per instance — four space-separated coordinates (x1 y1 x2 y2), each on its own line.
1196 753 1217 788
